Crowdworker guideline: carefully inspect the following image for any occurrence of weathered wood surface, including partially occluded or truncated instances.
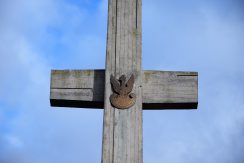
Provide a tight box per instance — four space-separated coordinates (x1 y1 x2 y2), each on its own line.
50 70 198 109
50 70 105 108
143 71 198 109
49 0 199 161
102 0 143 162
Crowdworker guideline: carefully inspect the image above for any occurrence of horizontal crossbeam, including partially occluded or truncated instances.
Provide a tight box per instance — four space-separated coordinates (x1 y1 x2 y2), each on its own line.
50 70 198 109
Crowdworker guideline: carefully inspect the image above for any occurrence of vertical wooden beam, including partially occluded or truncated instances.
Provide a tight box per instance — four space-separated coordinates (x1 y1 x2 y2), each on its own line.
102 0 142 162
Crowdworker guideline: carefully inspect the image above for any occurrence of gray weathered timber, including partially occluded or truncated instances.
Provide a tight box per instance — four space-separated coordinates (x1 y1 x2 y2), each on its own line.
102 0 142 162
143 71 198 109
50 70 105 108
50 70 198 109
49 0 199 161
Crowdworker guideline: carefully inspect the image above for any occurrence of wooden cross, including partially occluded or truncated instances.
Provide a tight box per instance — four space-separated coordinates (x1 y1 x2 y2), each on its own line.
50 0 198 162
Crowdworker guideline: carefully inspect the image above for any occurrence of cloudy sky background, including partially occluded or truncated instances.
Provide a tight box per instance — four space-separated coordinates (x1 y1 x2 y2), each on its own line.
0 0 244 162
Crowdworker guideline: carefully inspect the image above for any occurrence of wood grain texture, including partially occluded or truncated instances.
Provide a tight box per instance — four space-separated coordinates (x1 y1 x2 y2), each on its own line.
143 71 198 109
102 0 142 162
50 70 198 109
49 0 199 162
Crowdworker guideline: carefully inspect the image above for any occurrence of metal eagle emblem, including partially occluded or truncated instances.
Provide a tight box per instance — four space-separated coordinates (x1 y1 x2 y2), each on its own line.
110 74 136 109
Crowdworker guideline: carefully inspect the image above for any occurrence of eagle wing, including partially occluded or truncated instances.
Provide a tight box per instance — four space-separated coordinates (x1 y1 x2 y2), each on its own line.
124 74 135 94
110 75 120 94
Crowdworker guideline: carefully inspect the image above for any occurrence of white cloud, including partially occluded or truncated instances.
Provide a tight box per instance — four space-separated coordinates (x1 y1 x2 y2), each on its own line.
4 134 23 148
143 1 244 163
0 0 244 163
0 0 105 162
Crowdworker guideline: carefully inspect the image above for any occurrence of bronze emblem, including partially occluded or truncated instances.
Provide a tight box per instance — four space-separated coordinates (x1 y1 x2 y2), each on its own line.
110 74 136 109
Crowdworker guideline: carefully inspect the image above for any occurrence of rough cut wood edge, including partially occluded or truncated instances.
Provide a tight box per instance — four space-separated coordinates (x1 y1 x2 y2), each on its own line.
50 100 197 109
50 70 198 109
50 99 104 109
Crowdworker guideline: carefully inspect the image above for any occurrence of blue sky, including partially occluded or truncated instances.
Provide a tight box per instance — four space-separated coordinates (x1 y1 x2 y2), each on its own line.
0 0 244 162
